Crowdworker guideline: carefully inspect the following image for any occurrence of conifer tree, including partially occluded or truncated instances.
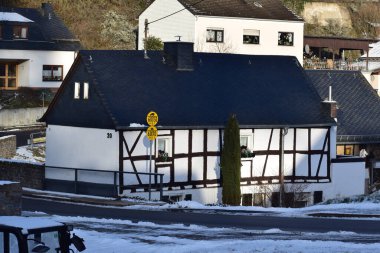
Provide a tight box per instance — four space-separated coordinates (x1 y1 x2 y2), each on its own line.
221 114 241 205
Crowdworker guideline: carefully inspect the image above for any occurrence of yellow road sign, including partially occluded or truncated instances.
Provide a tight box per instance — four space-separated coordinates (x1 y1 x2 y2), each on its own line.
146 126 158 141
146 111 158 126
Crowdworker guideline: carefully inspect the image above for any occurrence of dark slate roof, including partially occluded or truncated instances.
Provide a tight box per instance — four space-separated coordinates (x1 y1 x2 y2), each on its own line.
0 4 81 51
44 49 335 129
306 70 380 141
177 0 303 21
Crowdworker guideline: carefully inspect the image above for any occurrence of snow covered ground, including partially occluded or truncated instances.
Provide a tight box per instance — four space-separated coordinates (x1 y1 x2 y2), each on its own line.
23 214 380 253
12 144 45 163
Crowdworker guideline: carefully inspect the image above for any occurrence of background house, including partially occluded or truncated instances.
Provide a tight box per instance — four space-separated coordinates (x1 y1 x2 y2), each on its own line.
138 0 304 63
40 42 365 205
306 70 380 187
0 3 81 91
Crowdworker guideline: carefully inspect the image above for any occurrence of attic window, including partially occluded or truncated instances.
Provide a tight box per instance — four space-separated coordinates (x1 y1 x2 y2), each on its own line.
42 65 63 81
74 82 80 99
13 25 28 39
206 29 224 43
83 82 89 99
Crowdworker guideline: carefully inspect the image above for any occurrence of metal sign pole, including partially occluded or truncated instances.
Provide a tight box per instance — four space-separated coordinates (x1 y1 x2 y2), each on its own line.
149 140 152 200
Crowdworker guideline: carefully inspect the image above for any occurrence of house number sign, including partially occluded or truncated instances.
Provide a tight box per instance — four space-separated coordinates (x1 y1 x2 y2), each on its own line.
146 111 158 141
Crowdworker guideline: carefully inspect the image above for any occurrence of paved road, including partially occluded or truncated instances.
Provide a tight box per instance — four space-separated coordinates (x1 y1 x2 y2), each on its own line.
22 197 380 235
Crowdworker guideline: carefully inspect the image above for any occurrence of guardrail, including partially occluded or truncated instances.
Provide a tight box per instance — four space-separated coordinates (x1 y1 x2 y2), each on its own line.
29 131 46 148
303 60 367 71
45 166 165 200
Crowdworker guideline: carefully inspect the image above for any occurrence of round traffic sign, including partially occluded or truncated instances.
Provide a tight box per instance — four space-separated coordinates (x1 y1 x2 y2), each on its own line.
146 126 158 141
146 111 158 126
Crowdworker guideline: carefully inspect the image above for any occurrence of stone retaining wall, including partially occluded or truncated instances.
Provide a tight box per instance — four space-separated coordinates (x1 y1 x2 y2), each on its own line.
0 182 21 216
0 160 44 189
0 135 16 158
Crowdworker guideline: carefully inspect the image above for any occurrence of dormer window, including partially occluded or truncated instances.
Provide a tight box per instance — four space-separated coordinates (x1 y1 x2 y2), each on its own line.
13 25 28 39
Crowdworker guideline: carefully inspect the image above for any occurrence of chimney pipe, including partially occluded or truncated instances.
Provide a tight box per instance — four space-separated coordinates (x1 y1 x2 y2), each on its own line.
322 86 337 119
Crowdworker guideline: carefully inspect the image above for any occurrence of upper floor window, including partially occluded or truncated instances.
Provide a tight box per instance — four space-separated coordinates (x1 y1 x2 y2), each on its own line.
206 29 224 43
278 32 293 46
156 137 172 163
240 133 254 158
0 63 17 90
74 82 80 99
243 29 260 44
13 25 28 39
42 65 63 81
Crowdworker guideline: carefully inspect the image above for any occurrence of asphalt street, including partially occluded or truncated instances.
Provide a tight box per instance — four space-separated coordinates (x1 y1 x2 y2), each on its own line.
22 197 380 235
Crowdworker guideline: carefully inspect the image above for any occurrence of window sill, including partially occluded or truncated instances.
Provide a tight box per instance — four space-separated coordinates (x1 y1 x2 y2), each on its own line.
155 161 172 165
241 157 255 161
206 41 224 43
278 44 294 47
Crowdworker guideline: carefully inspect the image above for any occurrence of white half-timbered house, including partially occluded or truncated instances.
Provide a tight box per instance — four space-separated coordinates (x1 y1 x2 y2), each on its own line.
41 42 365 206
138 0 304 64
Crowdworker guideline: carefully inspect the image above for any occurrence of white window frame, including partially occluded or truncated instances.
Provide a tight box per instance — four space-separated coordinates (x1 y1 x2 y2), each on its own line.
156 136 173 162
206 28 224 43
243 29 260 45
240 131 254 158
74 82 80 99
83 82 89 99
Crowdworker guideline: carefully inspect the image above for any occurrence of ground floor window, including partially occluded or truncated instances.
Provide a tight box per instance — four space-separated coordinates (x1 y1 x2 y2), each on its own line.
336 144 360 156
0 63 17 89
43 65 63 81
156 136 172 162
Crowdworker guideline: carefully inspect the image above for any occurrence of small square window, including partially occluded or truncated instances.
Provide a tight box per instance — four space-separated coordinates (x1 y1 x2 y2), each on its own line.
43 65 63 81
243 29 260 44
74 82 80 99
13 26 28 39
156 137 172 162
278 32 293 46
206 29 224 43
240 133 254 158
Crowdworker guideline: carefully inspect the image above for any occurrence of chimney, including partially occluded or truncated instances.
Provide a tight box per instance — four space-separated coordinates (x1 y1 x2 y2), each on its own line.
41 3 54 20
321 86 337 118
163 42 194 71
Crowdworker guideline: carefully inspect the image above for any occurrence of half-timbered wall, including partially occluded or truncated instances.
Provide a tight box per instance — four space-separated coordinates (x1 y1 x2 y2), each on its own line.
45 125 366 204
119 127 332 193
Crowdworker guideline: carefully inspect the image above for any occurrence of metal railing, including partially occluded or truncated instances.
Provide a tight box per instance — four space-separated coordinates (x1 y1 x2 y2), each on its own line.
303 59 367 71
45 166 164 200
29 131 46 148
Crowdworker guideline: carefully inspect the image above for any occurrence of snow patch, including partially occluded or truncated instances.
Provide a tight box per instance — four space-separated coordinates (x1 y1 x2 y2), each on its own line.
129 123 146 127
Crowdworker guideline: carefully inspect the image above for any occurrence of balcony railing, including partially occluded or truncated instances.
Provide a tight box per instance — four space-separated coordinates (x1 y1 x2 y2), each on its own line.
303 59 367 71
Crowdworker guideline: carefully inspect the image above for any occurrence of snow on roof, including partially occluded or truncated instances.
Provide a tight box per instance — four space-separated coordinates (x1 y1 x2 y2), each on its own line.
362 41 380 58
0 181 16 185
0 12 34 22
0 216 64 234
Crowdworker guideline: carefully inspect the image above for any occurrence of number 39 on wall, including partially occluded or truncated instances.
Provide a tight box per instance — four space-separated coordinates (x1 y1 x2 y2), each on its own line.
107 133 112 139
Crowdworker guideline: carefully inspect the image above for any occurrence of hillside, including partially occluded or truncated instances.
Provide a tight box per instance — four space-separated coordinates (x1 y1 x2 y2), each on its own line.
5 0 380 50
6 0 151 49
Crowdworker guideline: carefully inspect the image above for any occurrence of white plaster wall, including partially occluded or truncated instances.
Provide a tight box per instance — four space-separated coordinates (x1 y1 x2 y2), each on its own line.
126 158 365 204
138 0 195 49
46 125 119 172
194 16 304 64
0 49 76 88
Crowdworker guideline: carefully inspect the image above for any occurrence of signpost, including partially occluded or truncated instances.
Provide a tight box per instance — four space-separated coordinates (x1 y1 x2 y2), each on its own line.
146 111 158 200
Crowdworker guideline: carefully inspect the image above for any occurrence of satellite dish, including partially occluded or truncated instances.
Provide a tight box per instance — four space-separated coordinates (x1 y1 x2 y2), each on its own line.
305 44 310 54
